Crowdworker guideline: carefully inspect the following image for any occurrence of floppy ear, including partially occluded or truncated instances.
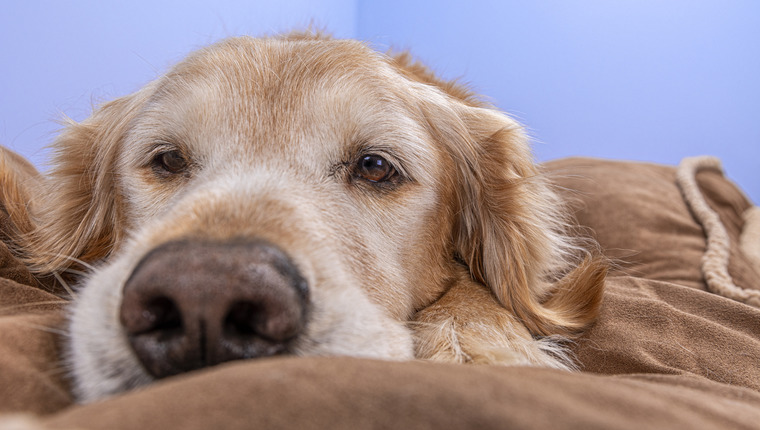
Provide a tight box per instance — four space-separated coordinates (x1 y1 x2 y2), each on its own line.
22 91 147 276
427 100 606 338
0 146 42 239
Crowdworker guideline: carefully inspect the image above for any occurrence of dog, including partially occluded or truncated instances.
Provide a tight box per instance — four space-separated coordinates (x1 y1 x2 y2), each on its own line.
0 32 606 403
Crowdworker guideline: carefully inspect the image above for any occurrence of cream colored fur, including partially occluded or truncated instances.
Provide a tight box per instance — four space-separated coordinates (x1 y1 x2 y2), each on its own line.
0 33 606 402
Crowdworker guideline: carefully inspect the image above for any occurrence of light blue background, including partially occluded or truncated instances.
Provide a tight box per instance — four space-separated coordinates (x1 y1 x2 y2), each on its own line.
2 1 758 203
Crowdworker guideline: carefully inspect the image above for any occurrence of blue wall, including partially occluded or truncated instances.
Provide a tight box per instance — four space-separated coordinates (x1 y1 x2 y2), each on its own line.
358 0 760 204
1 0 355 165
2 1 758 203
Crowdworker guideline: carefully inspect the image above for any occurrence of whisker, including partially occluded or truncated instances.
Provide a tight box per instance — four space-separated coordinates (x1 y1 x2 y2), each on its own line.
43 364 73 380
39 252 96 272
9 320 69 337
62 268 88 278
53 271 77 300
0 300 66 315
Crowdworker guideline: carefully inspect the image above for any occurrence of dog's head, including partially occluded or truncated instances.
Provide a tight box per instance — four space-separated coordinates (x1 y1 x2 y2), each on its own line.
22 34 602 401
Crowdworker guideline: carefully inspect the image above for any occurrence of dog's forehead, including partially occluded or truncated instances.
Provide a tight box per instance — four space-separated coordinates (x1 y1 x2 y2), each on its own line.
155 37 404 117
182 36 386 76
141 37 421 163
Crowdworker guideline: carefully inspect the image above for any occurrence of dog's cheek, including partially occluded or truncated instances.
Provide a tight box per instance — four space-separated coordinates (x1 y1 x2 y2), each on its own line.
67 256 153 403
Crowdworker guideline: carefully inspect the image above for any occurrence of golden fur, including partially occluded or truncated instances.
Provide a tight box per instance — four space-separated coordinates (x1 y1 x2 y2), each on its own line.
0 147 40 237
0 32 606 402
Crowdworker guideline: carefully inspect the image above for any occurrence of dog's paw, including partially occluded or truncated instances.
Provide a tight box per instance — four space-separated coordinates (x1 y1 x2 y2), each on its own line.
410 277 575 370
410 315 533 365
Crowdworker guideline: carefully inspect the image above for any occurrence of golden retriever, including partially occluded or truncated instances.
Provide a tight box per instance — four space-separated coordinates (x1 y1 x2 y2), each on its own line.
0 32 606 402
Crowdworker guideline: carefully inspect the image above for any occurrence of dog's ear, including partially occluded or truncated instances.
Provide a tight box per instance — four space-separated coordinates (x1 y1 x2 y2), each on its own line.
425 99 606 338
0 147 42 239
23 91 147 275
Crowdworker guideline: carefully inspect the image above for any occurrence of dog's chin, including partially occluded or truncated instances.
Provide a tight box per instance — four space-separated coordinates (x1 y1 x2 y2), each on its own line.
67 253 153 403
67 245 415 403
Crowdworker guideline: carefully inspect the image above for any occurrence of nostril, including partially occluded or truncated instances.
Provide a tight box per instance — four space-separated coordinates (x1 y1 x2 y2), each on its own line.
224 301 263 337
224 298 303 344
143 296 182 334
121 294 182 337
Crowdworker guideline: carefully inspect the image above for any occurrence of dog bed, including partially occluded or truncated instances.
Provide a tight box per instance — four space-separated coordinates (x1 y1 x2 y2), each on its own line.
1 156 758 429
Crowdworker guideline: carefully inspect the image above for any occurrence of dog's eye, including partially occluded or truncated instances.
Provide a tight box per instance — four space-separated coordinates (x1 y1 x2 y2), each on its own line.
355 155 396 183
154 150 188 175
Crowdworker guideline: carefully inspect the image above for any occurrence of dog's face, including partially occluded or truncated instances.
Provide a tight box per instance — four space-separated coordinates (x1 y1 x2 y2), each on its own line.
16 35 604 402
65 37 470 400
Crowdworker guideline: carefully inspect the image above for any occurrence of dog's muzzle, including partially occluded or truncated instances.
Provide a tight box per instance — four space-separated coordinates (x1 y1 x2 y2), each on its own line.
119 238 309 378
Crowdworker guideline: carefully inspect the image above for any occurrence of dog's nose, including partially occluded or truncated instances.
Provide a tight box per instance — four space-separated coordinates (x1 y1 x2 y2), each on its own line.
120 239 308 379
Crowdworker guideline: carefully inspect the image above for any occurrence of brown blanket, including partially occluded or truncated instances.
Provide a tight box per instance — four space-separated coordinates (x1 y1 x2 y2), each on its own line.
1 157 759 429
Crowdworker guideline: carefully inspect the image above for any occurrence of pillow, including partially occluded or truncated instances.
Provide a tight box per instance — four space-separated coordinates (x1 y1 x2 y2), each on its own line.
545 157 759 292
